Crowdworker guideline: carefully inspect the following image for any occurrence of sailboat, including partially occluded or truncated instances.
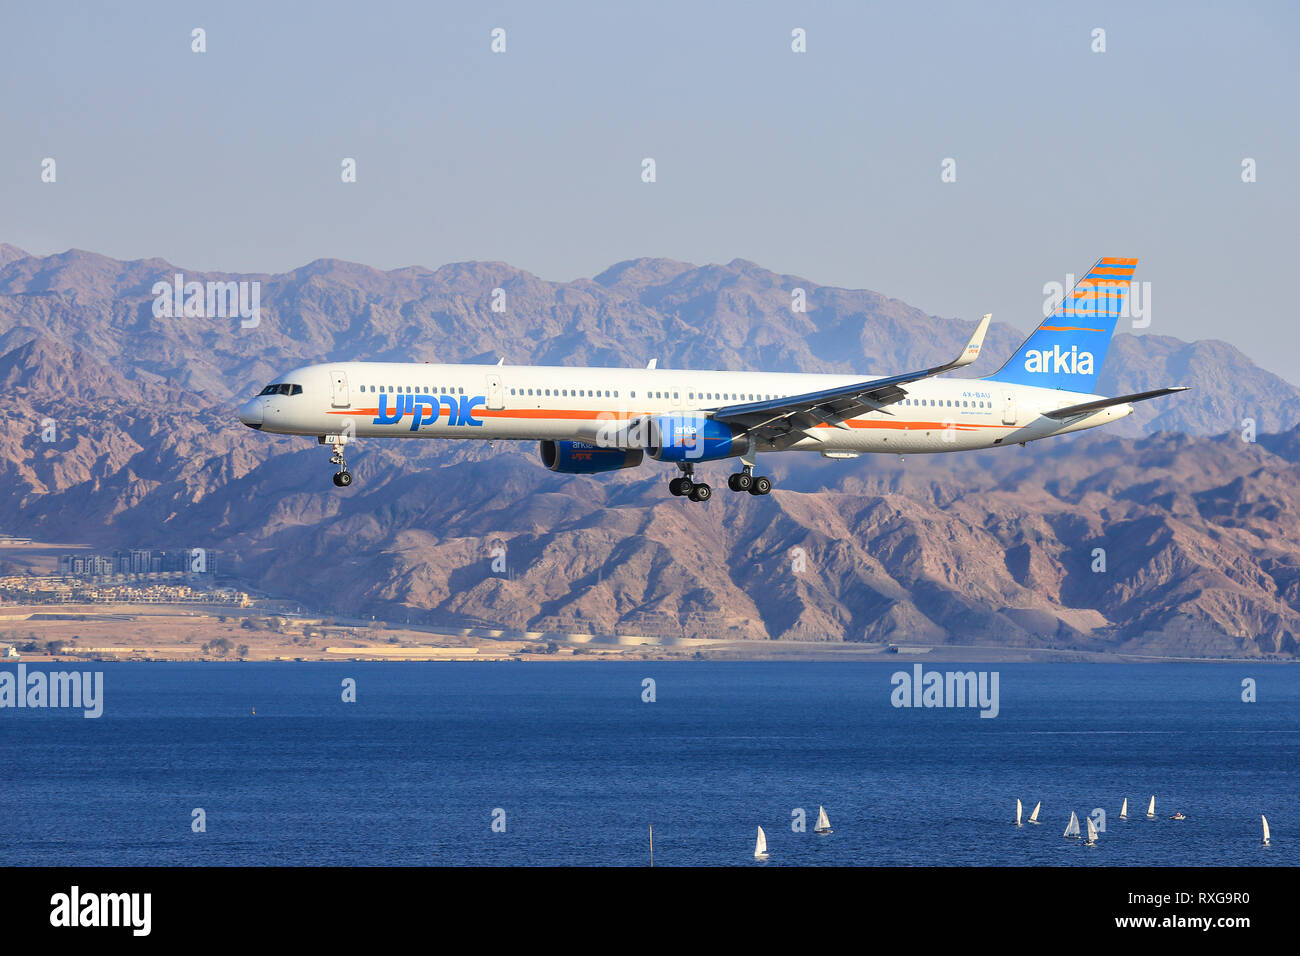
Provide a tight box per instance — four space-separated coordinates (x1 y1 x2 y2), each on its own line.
1262 815 1270 846
1016 799 1023 827
1028 801 1042 825
1085 815 1099 847
814 806 833 835
754 825 769 859
1119 798 1128 820
1064 811 1080 839
1146 795 1156 819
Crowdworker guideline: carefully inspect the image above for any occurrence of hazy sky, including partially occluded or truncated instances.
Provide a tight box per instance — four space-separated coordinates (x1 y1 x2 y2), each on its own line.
2 1 1297 380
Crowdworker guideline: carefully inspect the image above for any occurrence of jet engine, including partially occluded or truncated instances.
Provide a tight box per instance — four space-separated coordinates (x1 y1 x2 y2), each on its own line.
538 440 644 473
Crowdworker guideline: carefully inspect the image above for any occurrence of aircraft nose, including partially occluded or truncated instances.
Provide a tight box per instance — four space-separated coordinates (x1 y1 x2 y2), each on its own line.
238 398 264 429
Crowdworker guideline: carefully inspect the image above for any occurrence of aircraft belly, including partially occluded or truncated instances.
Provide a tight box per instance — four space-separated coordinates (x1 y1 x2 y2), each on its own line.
784 421 1000 454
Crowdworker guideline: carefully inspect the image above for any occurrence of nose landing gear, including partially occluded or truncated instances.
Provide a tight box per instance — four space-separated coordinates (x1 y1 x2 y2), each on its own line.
320 434 353 488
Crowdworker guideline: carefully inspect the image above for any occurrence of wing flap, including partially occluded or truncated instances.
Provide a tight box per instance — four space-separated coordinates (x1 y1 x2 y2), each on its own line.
713 314 991 432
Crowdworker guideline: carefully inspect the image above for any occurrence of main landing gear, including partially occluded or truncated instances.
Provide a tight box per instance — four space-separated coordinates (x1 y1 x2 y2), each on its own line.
668 463 711 502
322 434 353 487
668 463 774 500
726 463 771 496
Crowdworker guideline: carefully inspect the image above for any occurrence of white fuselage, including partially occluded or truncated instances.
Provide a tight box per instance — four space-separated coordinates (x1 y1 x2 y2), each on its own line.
237 361 1132 455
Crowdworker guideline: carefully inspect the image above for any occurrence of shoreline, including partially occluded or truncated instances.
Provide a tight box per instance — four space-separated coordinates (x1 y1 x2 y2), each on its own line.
1 601 1291 665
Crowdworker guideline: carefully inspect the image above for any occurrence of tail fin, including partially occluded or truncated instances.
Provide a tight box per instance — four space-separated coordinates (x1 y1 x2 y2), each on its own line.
985 257 1137 392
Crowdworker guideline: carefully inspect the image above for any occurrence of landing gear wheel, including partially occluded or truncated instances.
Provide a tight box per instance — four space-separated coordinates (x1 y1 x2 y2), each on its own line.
669 477 684 496
729 472 753 492
749 476 772 495
688 482 712 502
325 433 353 488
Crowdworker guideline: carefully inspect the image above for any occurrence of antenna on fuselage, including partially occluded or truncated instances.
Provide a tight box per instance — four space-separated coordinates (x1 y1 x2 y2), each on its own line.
646 358 657 369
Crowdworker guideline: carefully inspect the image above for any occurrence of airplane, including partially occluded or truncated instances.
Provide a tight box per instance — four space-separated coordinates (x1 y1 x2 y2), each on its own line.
237 256 1187 501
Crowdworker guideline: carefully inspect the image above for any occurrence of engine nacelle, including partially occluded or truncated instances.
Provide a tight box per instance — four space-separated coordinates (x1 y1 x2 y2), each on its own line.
539 440 644 474
645 414 750 462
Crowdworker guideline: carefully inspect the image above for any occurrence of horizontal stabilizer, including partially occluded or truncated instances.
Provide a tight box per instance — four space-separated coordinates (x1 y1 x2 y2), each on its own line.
1042 386 1189 420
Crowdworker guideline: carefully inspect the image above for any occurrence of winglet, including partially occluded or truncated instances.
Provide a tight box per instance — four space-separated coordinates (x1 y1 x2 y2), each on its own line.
952 313 992 370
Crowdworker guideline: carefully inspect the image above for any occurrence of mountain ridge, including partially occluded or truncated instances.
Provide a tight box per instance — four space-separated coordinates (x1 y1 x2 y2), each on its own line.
1 247 1297 655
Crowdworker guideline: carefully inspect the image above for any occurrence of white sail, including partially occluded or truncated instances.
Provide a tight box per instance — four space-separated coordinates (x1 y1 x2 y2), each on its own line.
815 806 831 832
1146 795 1156 819
754 825 768 858
1016 799 1022 826
1029 801 1041 824
1120 798 1128 819
1086 816 1099 844
1262 815 1270 845
1064 811 1080 837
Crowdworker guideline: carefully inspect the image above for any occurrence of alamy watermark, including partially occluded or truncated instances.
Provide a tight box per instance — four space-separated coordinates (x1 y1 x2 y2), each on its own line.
0 664 103 718
49 886 150 936
152 273 261 328
890 664 999 718
1043 273 1151 329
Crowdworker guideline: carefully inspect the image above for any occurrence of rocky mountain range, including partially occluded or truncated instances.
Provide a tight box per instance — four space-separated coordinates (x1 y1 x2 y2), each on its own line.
1 244 1297 655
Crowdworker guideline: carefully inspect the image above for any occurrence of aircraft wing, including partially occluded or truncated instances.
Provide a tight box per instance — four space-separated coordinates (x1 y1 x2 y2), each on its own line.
709 313 992 446
1041 386 1190 420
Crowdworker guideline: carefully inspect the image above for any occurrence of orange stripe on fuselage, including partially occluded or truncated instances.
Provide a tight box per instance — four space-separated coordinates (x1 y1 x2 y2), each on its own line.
327 406 1008 430
815 419 1003 431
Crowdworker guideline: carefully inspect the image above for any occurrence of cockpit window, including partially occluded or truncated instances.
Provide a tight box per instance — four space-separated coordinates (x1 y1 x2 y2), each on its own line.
258 383 303 396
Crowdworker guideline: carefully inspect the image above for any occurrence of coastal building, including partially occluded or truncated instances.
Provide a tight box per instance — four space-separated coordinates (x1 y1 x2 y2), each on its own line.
57 548 222 580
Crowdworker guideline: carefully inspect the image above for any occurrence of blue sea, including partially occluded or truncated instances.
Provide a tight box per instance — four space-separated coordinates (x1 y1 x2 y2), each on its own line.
1 662 1295 866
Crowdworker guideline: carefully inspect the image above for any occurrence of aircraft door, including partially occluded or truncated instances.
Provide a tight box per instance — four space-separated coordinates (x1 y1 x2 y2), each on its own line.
486 373 504 410
1001 389 1017 426
330 369 350 408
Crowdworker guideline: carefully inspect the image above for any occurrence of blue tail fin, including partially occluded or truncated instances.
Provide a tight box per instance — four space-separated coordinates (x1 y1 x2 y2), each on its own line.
985 257 1137 392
